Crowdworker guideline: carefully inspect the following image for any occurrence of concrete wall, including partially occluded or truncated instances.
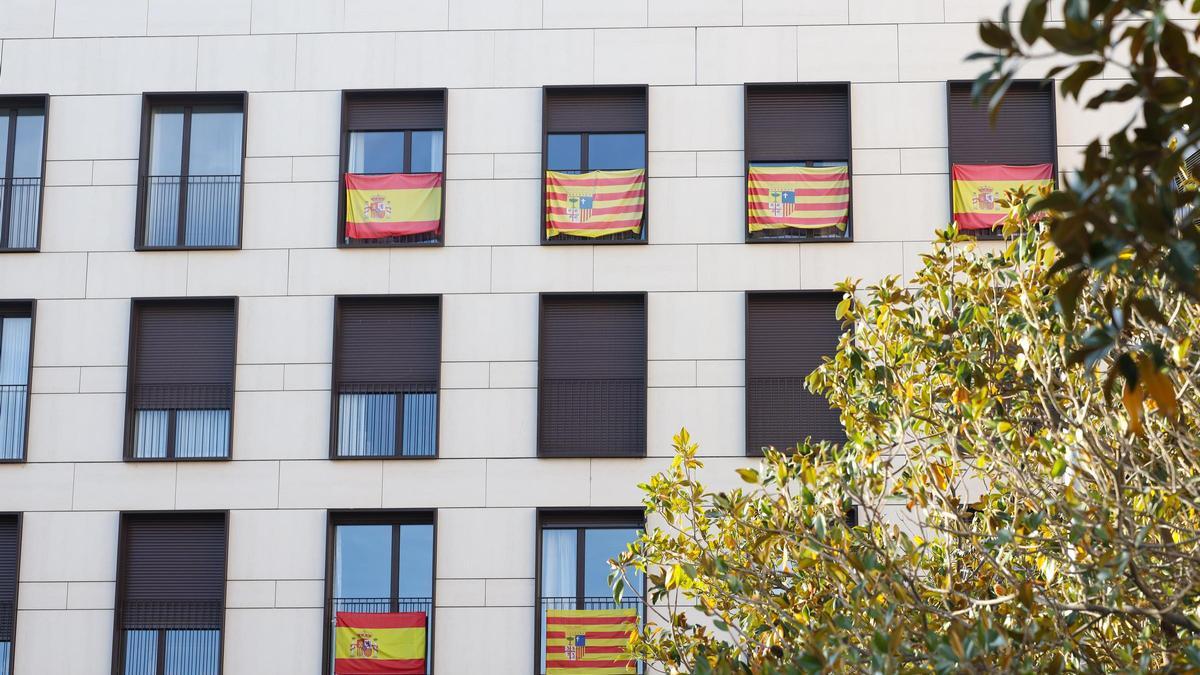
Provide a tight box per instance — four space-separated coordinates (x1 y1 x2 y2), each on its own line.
0 1 1134 673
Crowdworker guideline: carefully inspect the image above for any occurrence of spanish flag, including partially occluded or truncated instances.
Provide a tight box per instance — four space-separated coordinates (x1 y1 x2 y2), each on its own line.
951 163 1053 230
747 165 850 232
545 608 637 674
334 612 427 675
345 173 442 239
546 169 645 238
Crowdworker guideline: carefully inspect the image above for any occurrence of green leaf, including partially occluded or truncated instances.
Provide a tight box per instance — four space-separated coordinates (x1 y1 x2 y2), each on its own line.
1160 22 1189 73
1061 60 1104 99
1055 273 1087 328
1020 0 1048 44
736 468 760 484
1051 457 1068 478
835 296 852 320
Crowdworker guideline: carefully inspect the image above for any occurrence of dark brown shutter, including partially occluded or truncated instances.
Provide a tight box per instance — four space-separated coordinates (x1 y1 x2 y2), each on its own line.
948 81 1056 165
0 515 16 641
545 87 647 133
539 295 646 457
746 293 845 454
335 297 440 389
131 300 235 409
119 513 226 629
746 84 850 162
345 90 446 131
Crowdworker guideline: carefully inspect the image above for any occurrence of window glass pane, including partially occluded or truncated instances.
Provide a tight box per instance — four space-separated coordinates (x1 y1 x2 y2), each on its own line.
348 131 405 174
188 107 243 176
123 630 158 675
541 529 577 598
587 133 645 171
410 131 443 173
0 317 31 385
149 108 184 176
583 528 639 598
174 409 230 458
397 524 434 599
164 630 220 675
338 393 397 457
0 642 9 675
0 114 9 178
11 110 42 178
401 393 437 457
132 410 169 459
335 525 393 599
547 134 582 172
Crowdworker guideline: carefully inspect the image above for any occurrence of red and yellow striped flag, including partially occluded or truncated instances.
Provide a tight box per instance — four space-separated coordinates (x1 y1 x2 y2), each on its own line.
546 169 645 238
334 612 426 675
747 165 850 232
951 163 1053 230
345 173 442 239
545 608 637 674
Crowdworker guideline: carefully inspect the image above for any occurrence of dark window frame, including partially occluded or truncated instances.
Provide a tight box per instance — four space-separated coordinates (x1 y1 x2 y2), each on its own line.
541 85 650 246
537 292 648 458
122 297 239 462
744 290 847 457
337 89 448 249
134 91 248 252
321 509 438 675
0 95 48 253
0 300 35 464
744 82 854 244
0 512 21 675
945 79 1059 241
328 294 443 460
533 507 646 675
110 510 230 675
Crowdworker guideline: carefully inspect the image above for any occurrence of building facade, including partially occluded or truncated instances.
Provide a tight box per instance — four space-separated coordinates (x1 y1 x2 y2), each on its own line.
0 1 1129 673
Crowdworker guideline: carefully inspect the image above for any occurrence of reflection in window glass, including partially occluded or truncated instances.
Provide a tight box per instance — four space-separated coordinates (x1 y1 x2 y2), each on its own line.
588 133 645 171
188 108 243 176
148 108 184 176
12 111 43 178
335 525 392 599
410 131 443 173
349 131 405 174
0 115 8 179
547 134 582 172
397 524 435 598
583 528 641 597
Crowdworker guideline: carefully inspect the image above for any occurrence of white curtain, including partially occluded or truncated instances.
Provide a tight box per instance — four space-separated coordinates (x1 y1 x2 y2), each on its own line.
347 133 368 173
164 630 220 675
338 393 396 457
542 529 577 599
174 410 230 458
133 410 169 459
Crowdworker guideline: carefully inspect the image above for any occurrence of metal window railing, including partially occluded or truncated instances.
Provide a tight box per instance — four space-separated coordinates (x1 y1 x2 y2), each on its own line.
117 600 222 675
0 385 27 460
0 177 41 249
329 597 433 675
143 175 240 248
336 383 438 458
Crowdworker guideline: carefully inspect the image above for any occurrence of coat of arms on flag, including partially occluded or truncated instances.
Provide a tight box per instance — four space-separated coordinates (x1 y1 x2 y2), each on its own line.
768 190 796 217
566 192 595 223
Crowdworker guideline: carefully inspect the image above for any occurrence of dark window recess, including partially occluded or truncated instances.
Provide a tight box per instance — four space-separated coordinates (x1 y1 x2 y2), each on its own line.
0 303 32 461
746 293 845 455
126 300 236 460
0 515 17 675
536 510 644 675
324 512 435 675
137 94 245 249
115 512 226 675
539 295 646 457
745 84 851 242
543 87 648 243
340 90 446 248
0 98 46 251
332 297 440 458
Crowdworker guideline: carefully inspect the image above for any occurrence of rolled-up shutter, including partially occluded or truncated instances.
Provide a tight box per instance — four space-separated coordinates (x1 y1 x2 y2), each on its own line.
0 515 17 642
335 297 441 390
545 87 647 134
344 90 446 131
131 300 235 410
539 295 646 457
119 513 226 629
948 81 1056 166
746 293 845 455
746 83 850 162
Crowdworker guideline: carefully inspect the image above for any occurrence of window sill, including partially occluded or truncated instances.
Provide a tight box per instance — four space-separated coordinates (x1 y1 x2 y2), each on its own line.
134 244 241 252
124 455 232 462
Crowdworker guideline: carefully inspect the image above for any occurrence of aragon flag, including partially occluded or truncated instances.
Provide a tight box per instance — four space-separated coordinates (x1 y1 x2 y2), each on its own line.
334 612 427 675
345 173 443 239
747 165 850 232
546 169 645 238
545 608 638 675
951 163 1054 230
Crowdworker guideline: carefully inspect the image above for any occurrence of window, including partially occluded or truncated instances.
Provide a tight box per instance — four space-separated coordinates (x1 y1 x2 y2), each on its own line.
331 296 440 458
339 90 446 247
0 515 18 675
536 510 644 675
324 512 435 675
136 93 246 249
538 294 646 457
0 97 46 251
745 293 845 455
744 83 851 242
114 512 227 675
125 299 236 460
543 86 648 243
947 80 1057 236
0 303 32 462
